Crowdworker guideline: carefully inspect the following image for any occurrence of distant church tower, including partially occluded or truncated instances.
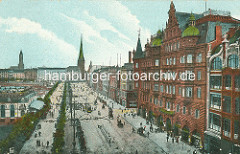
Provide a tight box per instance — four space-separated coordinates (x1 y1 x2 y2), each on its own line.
77 36 85 74
18 50 24 70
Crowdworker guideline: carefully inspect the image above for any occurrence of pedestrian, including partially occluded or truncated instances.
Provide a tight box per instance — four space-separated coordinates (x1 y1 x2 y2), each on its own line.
166 136 169 142
140 122 142 126
47 141 49 147
147 131 150 137
38 131 41 136
172 137 174 143
176 136 179 143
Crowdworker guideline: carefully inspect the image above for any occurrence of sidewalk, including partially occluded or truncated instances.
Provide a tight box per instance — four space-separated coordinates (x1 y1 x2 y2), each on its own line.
20 83 63 154
99 94 200 154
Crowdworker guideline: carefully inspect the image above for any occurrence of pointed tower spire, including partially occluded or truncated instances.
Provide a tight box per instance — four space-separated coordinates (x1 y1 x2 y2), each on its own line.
78 34 85 74
79 34 84 61
133 29 143 59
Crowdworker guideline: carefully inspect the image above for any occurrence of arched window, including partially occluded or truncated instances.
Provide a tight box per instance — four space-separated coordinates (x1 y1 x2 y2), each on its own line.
10 104 15 117
228 54 239 69
211 57 222 70
1 105 5 118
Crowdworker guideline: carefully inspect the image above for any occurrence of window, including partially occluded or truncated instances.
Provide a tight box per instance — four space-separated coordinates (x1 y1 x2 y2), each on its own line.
166 58 169 65
180 56 185 63
195 109 200 118
235 76 240 90
176 104 180 112
10 104 15 117
223 96 231 113
154 84 159 91
1 105 5 118
234 120 239 140
155 59 159 66
183 106 186 114
225 75 231 89
210 93 221 110
154 98 158 105
169 85 172 94
210 76 222 89
136 63 139 68
186 87 193 97
196 53 202 63
182 88 185 97
228 54 239 69
169 58 172 65
135 82 138 88
197 88 201 98
211 57 222 70
235 97 240 115
173 86 176 94
167 102 171 110
197 71 201 80
223 118 231 137
178 87 182 95
173 57 176 65
187 54 193 63
209 112 221 132
160 85 164 92
166 85 168 93
177 41 180 49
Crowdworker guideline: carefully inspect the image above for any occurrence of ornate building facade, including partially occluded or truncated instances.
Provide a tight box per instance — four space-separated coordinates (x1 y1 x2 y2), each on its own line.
133 1 240 150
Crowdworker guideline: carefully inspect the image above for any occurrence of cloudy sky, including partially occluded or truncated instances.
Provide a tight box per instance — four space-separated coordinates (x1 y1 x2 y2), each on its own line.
0 0 240 69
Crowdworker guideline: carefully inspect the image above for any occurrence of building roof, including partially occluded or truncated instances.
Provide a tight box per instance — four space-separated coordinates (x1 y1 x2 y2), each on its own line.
133 37 144 59
78 36 85 61
175 12 203 32
29 100 44 110
182 26 200 37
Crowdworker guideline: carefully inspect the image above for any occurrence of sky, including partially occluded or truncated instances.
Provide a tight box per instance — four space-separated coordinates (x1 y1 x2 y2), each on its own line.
0 0 240 69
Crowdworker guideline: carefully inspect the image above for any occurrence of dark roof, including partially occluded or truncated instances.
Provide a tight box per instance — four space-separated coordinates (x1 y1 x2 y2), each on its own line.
133 37 144 59
175 12 203 32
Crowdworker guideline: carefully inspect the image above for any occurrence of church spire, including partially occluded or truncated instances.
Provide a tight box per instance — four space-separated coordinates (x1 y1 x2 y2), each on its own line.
133 29 143 59
79 34 84 61
78 34 85 74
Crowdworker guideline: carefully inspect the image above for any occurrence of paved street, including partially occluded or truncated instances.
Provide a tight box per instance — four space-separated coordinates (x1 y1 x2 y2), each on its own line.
100 94 200 154
20 83 64 154
67 82 200 154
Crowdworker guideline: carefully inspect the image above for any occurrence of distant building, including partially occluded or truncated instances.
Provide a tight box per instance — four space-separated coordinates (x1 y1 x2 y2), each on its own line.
0 86 35 125
120 62 137 108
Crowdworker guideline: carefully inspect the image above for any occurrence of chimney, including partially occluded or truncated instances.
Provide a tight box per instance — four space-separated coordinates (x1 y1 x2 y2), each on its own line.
216 25 222 41
129 51 132 63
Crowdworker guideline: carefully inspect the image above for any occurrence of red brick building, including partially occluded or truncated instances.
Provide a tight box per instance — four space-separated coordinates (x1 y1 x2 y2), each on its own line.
204 29 240 153
133 1 240 149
